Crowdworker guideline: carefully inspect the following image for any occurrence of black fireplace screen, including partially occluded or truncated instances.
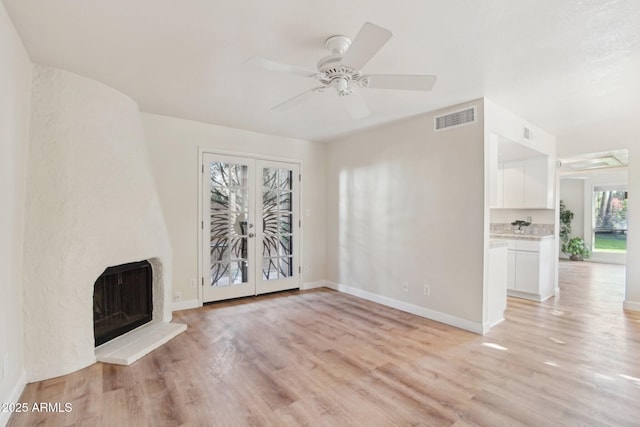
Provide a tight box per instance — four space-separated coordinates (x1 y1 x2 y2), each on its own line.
93 260 153 347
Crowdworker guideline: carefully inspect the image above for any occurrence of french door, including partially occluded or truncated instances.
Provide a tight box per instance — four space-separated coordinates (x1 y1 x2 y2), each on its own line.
201 153 300 303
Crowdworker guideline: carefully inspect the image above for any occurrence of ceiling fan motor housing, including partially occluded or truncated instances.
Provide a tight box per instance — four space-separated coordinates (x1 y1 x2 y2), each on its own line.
317 35 369 95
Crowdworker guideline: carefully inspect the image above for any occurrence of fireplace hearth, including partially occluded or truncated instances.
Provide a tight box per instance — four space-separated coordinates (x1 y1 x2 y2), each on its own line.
93 261 153 346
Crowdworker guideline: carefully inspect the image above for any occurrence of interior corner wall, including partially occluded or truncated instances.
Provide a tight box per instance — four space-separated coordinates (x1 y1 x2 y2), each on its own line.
0 3 31 418
324 100 485 329
140 113 326 305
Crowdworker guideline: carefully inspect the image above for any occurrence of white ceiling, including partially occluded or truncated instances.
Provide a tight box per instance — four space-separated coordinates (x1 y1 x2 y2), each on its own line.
4 0 640 143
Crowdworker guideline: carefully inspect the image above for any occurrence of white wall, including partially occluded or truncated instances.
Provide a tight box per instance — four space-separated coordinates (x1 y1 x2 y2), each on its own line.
325 100 486 331
557 138 639 310
0 3 31 421
560 179 585 240
0 3 31 425
22 66 173 382
141 113 326 306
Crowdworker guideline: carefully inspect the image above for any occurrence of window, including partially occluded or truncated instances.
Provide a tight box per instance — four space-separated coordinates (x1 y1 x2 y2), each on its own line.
593 185 627 252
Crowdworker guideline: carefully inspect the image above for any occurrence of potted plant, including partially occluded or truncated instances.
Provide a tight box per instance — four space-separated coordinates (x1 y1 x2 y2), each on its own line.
565 237 591 261
559 200 574 253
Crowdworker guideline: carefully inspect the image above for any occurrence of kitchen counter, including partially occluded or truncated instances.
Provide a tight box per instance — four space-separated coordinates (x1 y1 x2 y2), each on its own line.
490 233 554 241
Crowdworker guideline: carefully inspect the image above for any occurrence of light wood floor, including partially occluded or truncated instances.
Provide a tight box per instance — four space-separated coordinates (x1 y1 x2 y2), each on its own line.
9 261 640 426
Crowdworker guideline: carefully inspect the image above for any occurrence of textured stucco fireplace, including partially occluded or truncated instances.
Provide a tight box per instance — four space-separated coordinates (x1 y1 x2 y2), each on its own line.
22 65 181 382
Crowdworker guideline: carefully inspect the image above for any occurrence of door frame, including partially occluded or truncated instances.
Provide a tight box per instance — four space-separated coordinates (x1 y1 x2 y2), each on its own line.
197 148 303 305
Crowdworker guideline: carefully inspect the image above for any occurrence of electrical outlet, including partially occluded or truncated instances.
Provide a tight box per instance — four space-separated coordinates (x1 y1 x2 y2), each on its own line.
402 281 409 293
190 278 196 288
174 292 182 302
424 284 431 296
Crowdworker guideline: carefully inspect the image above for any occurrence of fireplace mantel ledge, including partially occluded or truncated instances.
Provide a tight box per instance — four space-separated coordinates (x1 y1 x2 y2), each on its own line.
95 321 187 365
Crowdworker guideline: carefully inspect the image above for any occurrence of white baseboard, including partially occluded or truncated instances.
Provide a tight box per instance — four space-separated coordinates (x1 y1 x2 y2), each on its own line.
623 300 640 312
324 281 484 334
172 299 201 312
483 317 505 332
0 370 26 427
301 280 328 290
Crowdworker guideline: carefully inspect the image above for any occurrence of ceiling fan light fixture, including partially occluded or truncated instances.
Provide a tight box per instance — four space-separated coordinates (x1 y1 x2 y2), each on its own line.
334 77 352 96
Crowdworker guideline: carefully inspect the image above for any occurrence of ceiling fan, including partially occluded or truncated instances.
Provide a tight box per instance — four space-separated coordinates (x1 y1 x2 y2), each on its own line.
248 22 437 120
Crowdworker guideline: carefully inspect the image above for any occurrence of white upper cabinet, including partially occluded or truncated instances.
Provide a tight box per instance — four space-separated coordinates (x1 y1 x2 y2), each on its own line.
502 160 524 208
500 157 553 209
523 157 553 208
489 135 554 209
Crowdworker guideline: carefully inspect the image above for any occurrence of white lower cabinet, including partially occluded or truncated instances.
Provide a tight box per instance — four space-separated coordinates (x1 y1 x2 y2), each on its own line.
505 238 554 301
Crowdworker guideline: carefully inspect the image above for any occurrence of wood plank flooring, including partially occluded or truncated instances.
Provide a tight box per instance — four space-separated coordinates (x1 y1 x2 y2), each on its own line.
8 261 640 426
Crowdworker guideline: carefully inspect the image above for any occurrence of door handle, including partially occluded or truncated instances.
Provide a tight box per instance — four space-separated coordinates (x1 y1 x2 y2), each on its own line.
248 233 255 238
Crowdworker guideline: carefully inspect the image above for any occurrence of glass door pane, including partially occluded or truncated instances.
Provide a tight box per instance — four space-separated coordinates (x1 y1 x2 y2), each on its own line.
202 154 256 302
256 161 300 294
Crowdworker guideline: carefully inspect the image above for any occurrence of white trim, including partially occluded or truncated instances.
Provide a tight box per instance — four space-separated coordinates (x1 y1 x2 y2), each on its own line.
324 281 484 334
483 317 505 332
172 299 201 312
301 280 328 290
197 148 204 305
506 289 551 302
623 300 640 312
0 371 27 427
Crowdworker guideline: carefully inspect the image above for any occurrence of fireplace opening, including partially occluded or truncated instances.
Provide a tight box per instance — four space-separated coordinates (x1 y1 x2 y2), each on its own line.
93 260 153 347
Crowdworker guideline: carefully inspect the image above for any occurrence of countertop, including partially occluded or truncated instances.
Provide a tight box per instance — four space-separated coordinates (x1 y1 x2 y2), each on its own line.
490 233 555 241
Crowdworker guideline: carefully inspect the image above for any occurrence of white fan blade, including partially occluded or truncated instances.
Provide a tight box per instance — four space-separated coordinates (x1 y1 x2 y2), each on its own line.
342 91 370 120
272 87 325 112
341 22 392 71
365 74 437 91
247 56 318 78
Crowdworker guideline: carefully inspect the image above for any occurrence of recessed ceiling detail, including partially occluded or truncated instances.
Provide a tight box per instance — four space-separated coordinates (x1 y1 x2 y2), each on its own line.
562 156 623 171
